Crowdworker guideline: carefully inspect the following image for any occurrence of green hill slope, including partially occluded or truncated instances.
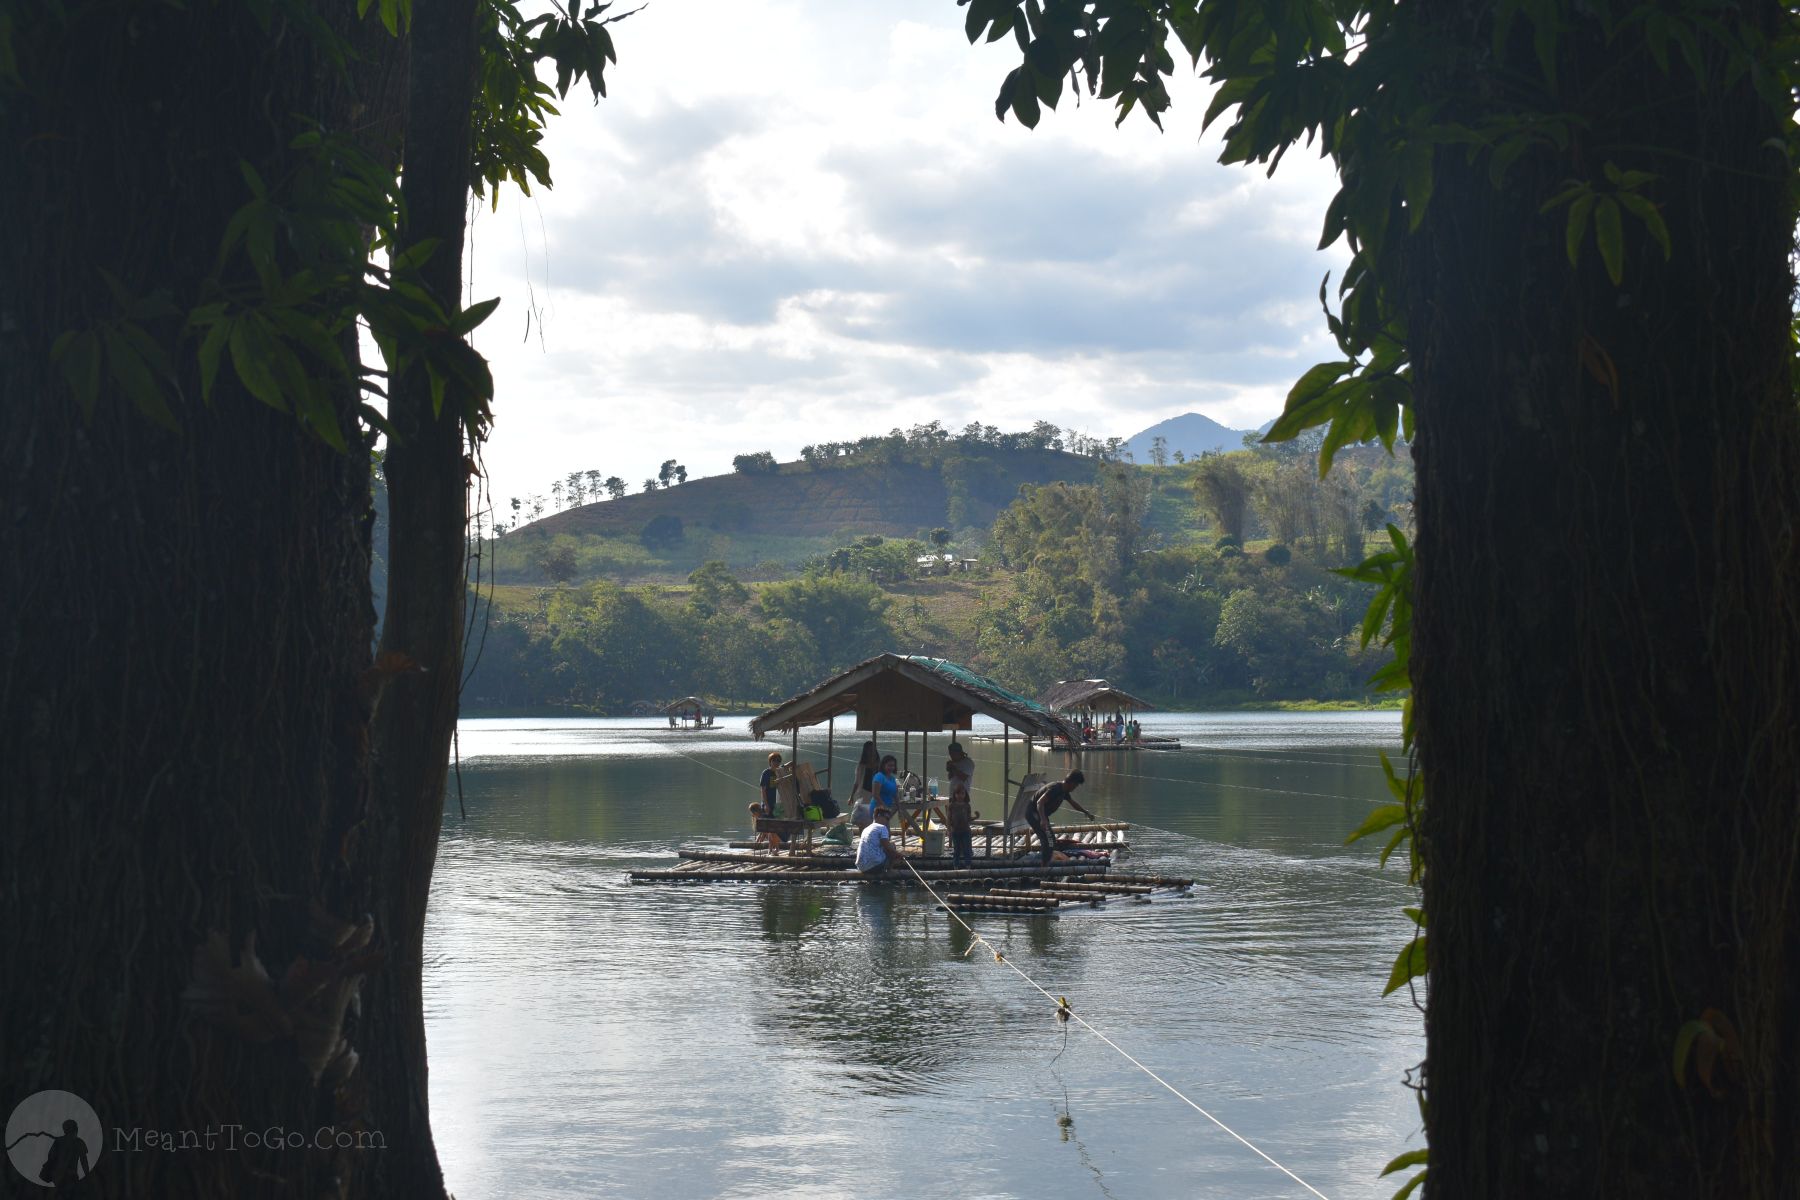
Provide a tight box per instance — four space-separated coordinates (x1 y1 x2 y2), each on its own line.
493 445 1104 583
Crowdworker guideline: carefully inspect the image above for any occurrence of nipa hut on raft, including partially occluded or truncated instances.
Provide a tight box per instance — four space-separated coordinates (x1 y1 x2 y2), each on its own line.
628 655 1194 910
662 696 715 729
1040 678 1179 750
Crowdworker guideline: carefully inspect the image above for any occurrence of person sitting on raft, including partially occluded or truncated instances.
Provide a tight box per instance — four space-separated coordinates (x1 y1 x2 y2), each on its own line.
751 751 785 850
1027 769 1094 865
856 806 897 875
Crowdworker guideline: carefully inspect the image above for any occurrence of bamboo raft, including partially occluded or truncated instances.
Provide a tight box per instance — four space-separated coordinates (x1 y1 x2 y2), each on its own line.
1048 735 1182 752
637 656 1194 914
629 841 1195 916
724 820 1130 853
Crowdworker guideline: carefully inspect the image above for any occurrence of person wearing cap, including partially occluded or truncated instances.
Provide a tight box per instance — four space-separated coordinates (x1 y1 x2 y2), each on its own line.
944 741 977 868
1027 769 1093 865
856 805 897 875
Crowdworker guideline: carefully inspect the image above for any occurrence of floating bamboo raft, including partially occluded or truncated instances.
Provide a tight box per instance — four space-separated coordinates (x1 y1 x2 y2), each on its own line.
628 839 1194 917
724 820 1130 853
1047 736 1182 752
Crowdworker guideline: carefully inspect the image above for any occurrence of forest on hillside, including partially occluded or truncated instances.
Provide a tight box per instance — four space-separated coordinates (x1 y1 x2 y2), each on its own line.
463 423 1412 711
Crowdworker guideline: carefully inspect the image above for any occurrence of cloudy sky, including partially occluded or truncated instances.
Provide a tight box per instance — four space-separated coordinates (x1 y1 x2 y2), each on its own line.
465 0 1348 508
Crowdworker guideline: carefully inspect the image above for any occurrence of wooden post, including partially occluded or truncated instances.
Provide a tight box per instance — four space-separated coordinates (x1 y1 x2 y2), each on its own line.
826 715 834 788
903 730 910 774
1003 723 1011 856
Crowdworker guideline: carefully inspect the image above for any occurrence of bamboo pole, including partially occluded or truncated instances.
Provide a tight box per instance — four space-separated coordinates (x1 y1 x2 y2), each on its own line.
1003 722 1011 857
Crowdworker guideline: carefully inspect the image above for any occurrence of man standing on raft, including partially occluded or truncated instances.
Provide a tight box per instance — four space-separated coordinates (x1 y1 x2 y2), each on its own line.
1027 770 1093 865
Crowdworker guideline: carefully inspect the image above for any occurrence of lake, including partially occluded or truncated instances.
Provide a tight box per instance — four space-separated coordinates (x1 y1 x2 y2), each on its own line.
426 712 1423 1199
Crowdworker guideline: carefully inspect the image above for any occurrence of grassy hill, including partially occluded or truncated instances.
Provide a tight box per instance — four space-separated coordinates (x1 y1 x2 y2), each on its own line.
491 445 1108 583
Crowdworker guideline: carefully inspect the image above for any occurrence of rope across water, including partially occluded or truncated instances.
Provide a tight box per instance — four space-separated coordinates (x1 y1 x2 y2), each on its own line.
657 740 1334 1198
894 854 1332 1199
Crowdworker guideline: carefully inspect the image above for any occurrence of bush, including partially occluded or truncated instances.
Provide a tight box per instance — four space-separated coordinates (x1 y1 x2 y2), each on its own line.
538 543 578 584
731 451 779 475
1263 543 1292 566
1216 534 1242 551
640 514 684 548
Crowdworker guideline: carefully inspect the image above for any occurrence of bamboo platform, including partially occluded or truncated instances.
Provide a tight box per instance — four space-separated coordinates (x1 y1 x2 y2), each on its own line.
725 821 1130 853
629 840 1195 918
1048 737 1181 752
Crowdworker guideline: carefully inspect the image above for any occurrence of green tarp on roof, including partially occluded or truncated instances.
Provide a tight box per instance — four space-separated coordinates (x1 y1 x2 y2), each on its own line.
902 656 1059 720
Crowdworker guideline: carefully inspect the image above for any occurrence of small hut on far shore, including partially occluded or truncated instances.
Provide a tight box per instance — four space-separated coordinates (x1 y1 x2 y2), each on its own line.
663 696 715 730
1041 679 1177 750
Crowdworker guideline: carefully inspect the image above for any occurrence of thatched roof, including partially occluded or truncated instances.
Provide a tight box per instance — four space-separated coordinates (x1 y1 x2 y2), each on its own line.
749 654 1073 740
1041 679 1153 714
663 696 708 715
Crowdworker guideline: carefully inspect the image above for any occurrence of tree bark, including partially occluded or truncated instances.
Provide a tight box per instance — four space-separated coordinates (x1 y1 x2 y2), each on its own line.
1409 2 1800 1194
0 5 411 1196
358 3 481 1196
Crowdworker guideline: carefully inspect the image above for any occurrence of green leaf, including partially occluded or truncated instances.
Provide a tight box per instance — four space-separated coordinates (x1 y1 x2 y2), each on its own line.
1564 192 1594 266
1011 72 1042 127
357 401 396 438
1391 1168 1428 1200
102 326 179 431
1617 192 1672 260
296 387 349 453
196 318 230 403
1382 936 1427 996
1346 803 1406 845
228 318 289 412
1318 187 1349 250
1403 906 1426 928
1380 751 1410 803
1380 1149 1429 1177
1402 144 1433 230
448 296 501 337
1594 197 1624 284
390 237 441 273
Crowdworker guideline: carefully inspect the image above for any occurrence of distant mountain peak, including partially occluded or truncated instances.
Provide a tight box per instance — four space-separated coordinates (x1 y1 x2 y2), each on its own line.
1122 412 1258 461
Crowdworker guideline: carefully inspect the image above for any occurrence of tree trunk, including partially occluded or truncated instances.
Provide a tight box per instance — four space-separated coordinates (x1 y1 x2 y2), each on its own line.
0 5 416 1196
1409 2 1800 1194
358 3 480 1196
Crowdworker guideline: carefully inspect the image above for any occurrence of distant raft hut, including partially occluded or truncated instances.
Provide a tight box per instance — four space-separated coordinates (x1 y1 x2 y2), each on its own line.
1041 679 1180 751
663 696 716 730
629 655 1192 908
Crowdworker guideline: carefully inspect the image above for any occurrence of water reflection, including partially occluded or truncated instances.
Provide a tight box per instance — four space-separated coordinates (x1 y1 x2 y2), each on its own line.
428 711 1423 1200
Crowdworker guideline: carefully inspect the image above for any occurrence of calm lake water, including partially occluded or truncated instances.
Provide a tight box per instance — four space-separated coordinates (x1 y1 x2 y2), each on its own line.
426 712 1424 1200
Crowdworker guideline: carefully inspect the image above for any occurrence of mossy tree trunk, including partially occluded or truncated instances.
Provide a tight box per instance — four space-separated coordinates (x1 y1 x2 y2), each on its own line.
358 1 481 1195
1409 2 1800 1194
0 5 473 1197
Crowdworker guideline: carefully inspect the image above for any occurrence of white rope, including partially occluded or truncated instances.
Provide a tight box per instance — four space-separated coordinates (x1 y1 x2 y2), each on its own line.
657 741 1332 1196
896 854 1331 1200
664 745 764 791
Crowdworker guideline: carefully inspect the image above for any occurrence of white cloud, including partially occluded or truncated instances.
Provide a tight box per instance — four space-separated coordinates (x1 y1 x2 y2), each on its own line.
467 0 1346 508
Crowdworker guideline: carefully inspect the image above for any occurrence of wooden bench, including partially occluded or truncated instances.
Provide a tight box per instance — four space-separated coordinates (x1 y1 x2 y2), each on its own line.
754 761 847 853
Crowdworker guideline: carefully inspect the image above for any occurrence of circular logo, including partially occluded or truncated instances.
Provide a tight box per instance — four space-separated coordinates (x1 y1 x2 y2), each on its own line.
6 1091 103 1188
